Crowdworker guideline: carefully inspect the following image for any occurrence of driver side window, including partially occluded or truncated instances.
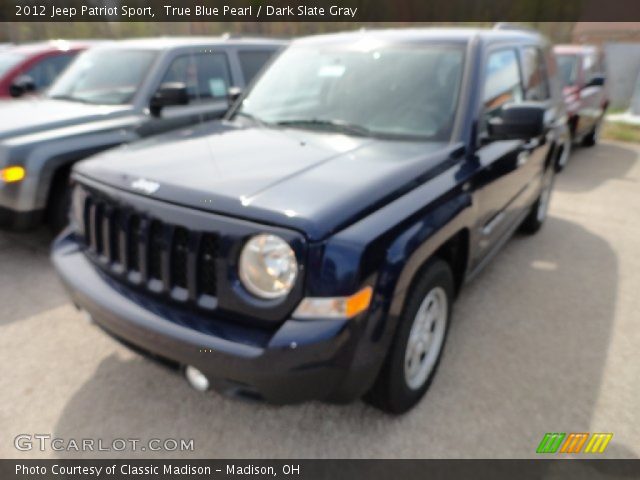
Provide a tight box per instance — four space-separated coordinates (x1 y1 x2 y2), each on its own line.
483 49 523 113
481 48 524 135
26 53 77 90
161 52 231 103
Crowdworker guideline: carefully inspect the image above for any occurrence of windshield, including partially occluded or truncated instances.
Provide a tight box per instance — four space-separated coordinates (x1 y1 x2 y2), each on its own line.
0 52 26 78
556 54 579 87
236 44 465 141
48 49 157 105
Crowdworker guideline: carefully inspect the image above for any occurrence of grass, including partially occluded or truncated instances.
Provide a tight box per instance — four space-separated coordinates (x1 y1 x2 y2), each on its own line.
602 120 640 144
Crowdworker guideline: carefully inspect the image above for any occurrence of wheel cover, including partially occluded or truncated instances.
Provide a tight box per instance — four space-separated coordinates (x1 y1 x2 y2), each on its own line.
404 286 448 390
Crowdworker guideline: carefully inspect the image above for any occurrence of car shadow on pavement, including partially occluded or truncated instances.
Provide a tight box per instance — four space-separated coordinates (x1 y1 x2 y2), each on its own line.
0 229 67 326
557 142 637 193
49 215 623 458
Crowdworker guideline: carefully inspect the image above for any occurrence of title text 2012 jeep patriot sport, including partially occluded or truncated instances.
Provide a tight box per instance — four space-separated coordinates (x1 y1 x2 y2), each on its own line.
53 28 566 413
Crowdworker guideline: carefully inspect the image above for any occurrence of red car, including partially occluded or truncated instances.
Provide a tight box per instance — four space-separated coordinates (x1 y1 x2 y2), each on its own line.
0 40 90 98
554 45 609 168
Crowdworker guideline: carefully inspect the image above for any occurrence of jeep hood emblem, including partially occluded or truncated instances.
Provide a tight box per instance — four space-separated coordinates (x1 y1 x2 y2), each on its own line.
131 178 160 195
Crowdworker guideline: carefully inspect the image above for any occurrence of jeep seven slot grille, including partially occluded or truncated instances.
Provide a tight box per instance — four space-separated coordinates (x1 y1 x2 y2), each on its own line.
81 194 219 308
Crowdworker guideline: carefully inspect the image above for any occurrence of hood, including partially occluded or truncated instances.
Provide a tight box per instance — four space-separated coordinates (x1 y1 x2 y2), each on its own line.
0 97 133 141
75 122 456 240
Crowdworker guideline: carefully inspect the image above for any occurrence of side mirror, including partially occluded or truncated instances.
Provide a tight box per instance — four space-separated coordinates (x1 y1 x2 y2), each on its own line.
227 86 243 106
150 82 189 116
488 103 545 141
584 74 606 89
9 75 36 98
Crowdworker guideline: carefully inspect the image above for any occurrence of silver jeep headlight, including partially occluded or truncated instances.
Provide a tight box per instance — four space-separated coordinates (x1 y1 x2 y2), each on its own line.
239 234 298 299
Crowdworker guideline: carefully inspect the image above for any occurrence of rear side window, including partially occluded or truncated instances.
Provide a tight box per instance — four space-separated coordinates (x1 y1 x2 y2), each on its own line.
521 46 550 101
483 48 523 115
162 53 231 101
26 53 77 90
238 50 275 84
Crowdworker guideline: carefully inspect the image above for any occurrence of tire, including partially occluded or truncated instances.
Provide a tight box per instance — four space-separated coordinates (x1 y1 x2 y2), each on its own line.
520 168 555 235
582 117 602 147
365 259 454 414
47 170 72 234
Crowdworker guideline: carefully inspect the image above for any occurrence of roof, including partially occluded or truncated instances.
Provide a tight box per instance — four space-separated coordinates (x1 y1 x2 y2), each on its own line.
293 27 544 47
100 36 287 51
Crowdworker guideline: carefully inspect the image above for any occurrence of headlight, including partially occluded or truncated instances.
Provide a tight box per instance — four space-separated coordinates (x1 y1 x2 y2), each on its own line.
239 234 298 299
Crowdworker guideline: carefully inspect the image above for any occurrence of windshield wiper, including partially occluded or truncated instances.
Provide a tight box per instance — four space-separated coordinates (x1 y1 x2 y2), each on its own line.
275 118 373 137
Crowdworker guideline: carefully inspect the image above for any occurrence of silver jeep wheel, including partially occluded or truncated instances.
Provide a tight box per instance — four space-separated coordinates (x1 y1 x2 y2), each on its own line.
404 286 448 390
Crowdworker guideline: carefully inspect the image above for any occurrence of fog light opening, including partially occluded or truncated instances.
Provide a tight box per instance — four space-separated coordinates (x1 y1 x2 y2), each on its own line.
185 365 210 392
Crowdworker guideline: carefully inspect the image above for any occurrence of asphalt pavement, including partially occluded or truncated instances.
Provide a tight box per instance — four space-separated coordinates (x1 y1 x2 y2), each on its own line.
1 141 639 459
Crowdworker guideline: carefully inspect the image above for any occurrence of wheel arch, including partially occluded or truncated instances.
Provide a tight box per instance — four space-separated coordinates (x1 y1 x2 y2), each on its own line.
382 194 473 324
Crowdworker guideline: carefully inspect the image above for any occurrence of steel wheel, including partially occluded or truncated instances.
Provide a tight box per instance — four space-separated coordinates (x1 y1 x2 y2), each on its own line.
404 286 448 390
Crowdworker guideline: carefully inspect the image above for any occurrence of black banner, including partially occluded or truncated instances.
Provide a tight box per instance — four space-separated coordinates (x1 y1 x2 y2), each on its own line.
1 460 640 480
2 0 640 22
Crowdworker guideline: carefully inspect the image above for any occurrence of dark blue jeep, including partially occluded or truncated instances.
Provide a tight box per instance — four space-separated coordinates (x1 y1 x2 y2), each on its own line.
52 27 566 413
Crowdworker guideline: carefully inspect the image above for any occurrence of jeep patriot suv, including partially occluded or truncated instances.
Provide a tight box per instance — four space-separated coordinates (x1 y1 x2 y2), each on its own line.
0 36 284 231
53 28 566 413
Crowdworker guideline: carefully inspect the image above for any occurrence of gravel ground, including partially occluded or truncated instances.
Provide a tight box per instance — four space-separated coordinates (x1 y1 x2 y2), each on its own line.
1 141 639 459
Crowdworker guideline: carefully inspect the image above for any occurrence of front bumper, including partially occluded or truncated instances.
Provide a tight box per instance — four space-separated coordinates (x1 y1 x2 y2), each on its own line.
0 171 43 229
52 232 383 404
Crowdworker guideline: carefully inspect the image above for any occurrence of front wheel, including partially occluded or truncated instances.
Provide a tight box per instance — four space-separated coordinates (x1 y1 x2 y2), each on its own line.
365 259 453 414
